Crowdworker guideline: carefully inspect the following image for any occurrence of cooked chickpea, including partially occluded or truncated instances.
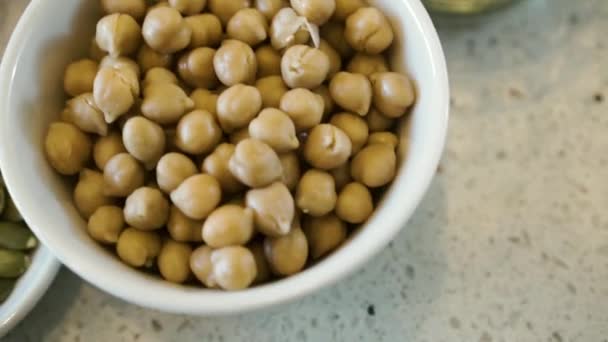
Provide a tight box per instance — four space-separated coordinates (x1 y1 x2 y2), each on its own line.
142 67 179 89
347 53 388 76
227 8 268 46
93 66 139 123
229 127 251 144
142 82 195 124
279 88 324 131
202 205 254 247
202 143 244 194
174 110 222 155
190 89 218 116
330 162 351 191
74 169 114 219
93 132 126 170
279 152 300 191
255 76 288 108
170 174 222 219
64 59 98 97
249 240 271 283
303 214 347 259
167 205 203 242
156 153 198 194
291 0 335 26
368 131 399 149
100 56 141 78
142 7 192 54
208 0 251 25
45 122 91 175
255 45 282 77
269 8 312 50
185 14 223 48
103 153 145 197
313 85 334 118
214 40 257 86
264 226 308 275
335 182 373 223
296 169 336 216
87 205 125 244
304 124 352 170
137 44 173 72
116 228 162 268
281 45 330 89
351 143 396 187
229 139 283 188
177 47 219 89
319 39 342 78
123 187 169 230
329 72 372 116
217 84 262 132
61 93 107 136
169 0 206 15
255 0 288 20
248 109 299 153
366 108 394 132
96 13 142 57
345 7 394 54
101 0 147 20
320 21 353 59
190 245 257 290
246 182 294 237
158 240 193 283
370 72 415 118
333 0 365 21
122 117 166 169
329 112 369 153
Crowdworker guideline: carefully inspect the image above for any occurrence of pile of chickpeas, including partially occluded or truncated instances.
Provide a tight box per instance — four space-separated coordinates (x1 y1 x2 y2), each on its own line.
44 0 415 291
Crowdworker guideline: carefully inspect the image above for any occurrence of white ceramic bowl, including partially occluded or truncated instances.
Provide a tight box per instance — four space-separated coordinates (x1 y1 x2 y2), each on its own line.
0 0 448 315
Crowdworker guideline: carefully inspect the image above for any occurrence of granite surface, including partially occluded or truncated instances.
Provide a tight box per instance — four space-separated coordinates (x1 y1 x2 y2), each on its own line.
3 0 608 341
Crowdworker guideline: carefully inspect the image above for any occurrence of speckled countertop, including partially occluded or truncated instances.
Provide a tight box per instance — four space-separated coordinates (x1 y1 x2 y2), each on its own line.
2 0 608 341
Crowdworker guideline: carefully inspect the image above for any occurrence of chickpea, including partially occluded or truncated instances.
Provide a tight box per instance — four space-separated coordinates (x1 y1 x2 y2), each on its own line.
61 93 107 136
45 122 91 175
255 45 282 77
329 112 369 153
313 85 334 118
255 76 288 108
279 88 324 132
123 187 169 230
335 182 373 223
93 66 139 123
87 205 125 244
229 139 283 188
74 169 114 219
264 227 308 276
185 14 223 48
202 205 255 247
175 110 222 155
296 169 336 217
229 127 251 144
142 67 178 89
303 214 347 259
269 8 312 50
208 0 251 25
304 124 352 170
248 108 299 153
369 72 415 118
101 0 147 20
169 0 206 15
96 13 141 57
122 117 166 169
64 59 98 97
351 144 396 187
227 8 268 47
279 152 300 191
142 7 192 54
202 143 244 194
333 0 365 21
246 182 294 237
329 72 372 116
170 174 222 219
156 153 198 194
249 240 271 283
103 153 145 197
167 205 203 242
319 39 341 78
320 21 353 59
330 162 351 191
345 7 394 54
214 40 257 86
255 0 288 20
281 45 329 89
137 44 173 73
216 84 262 132
177 47 219 89
190 245 257 290
99 56 141 78
116 228 162 268
190 89 218 116
142 82 195 124
368 131 399 149
89 38 108 62
366 108 394 132
291 0 335 26
347 53 388 76
93 132 126 170
158 240 193 283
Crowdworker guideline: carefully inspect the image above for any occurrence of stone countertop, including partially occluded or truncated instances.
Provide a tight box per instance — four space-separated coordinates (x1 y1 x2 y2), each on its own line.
3 0 608 341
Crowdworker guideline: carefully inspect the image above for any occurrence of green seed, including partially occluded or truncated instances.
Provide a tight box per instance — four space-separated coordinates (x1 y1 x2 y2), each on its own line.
0 222 37 250
0 278 16 303
0 249 29 278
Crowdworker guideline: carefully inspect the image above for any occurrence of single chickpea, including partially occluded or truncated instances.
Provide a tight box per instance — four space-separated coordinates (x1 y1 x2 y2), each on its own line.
122 117 166 169
330 162 351 191
255 45 282 77
279 88 324 131
249 240 271 283
96 13 142 57
116 228 162 268
278 152 300 191
208 0 252 25
123 187 169 230
93 132 126 170
227 8 268 47
74 169 115 219
64 59 98 97
87 205 125 244
142 7 192 54
290 0 335 26
170 174 222 220
216 84 262 133
335 182 373 223
229 139 283 188
93 66 140 123
168 205 204 242
269 7 313 50
175 110 222 155
255 76 288 108
190 89 218 116
101 0 147 20
156 153 198 194
304 124 352 170
303 214 347 259
142 67 179 90
202 143 244 194
202 204 255 247
296 169 337 217
320 21 353 59
369 72 415 118
345 7 394 54
246 182 294 237
332 0 365 21
255 0 288 20
329 112 369 154
329 72 372 116
368 131 399 149
366 108 394 132
214 40 257 86
351 144 396 187
177 47 219 89
45 122 91 175
248 108 299 153
142 82 195 124
185 14 223 48
346 53 389 76
281 45 329 89
169 0 207 15
190 245 257 290
264 226 308 276
99 55 141 78
137 44 173 73
61 93 107 136
158 239 193 283
103 153 145 197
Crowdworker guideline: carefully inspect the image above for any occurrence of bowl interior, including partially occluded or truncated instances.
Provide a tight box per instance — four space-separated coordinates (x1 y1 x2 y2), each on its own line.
0 0 448 314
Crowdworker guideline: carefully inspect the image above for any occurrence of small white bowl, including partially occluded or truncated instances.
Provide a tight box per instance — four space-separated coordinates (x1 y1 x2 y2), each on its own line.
0 246 60 337
0 0 448 315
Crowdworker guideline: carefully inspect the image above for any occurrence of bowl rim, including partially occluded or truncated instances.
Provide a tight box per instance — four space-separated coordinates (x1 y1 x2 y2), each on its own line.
0 0 449 315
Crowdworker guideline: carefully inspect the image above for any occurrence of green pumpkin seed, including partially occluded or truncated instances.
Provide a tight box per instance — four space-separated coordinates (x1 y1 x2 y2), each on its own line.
0 249 29 278
0 222 37 250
